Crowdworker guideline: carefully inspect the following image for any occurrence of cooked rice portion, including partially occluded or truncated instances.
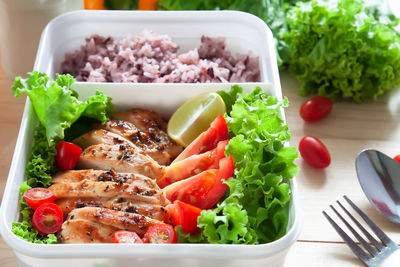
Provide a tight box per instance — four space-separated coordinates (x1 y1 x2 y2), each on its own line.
61 30 260 83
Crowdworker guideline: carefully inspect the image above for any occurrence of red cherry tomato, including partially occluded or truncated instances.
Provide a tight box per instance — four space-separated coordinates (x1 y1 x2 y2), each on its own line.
394 155 400 164
300 96 333 122
143 224 177 244
55 141 82 170
32 203 63 235
113 230 143 244
299 136 331 168
173 114 229 162
23 188 55 210
167 200 202 235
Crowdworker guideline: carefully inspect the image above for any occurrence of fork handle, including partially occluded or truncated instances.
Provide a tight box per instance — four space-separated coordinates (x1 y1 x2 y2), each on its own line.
381 248 400 267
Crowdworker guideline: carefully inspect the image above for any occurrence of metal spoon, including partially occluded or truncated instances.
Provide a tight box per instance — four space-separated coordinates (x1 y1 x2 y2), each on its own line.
355 149 400 224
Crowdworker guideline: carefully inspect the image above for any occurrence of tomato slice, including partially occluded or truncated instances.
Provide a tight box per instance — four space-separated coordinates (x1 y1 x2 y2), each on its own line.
158 140 229 188
113 230 143 244
143 224 177 244
32 203 63 235
23 188 55 210
167 200 202 235
55 141 82 170
173 115 229 163
164 156 234 209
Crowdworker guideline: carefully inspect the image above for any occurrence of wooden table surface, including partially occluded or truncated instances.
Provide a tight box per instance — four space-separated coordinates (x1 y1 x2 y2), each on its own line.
1 7 400 264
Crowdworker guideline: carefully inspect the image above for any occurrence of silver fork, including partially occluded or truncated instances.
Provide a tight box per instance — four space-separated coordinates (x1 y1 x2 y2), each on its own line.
323 195 400 267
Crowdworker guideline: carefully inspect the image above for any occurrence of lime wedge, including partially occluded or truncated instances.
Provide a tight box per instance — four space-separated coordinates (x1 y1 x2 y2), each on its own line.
168 92 226 147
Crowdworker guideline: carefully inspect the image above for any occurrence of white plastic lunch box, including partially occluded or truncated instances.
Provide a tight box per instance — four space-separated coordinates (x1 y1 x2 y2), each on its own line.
0 11 302 267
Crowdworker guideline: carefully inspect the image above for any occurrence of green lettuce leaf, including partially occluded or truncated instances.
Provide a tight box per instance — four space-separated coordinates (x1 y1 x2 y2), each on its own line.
175 225 207 243
11 71 114 143
104 0 138 10
12 221 57 244
83 91 114 123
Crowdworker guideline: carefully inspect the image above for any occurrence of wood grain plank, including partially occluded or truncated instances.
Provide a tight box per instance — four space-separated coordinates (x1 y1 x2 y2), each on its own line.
285 241 363 267
0 237 18 267
0 67 25 205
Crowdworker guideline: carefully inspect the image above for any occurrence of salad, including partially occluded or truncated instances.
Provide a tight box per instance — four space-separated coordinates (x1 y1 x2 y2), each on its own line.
11 72 298 244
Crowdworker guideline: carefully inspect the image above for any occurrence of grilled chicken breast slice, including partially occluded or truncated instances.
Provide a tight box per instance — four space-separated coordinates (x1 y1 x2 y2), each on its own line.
52 169 159 189
112 111 183 160
66 207 164 235
59 219 118 243
55 197 168 222
49 180 168 205
76 144 165 179
52 170 169 221
73 129 133 150
113 108 168 132
94 120 173 165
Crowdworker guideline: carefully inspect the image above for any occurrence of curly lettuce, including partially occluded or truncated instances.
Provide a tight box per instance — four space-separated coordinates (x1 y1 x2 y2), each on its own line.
283 0 400 102
25 125 56 188
177 85 299 244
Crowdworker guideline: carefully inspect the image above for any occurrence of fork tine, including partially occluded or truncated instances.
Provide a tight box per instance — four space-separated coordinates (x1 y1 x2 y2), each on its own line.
337 200 384 251
331 203 378 256
322 210 371 264
344 195 395 246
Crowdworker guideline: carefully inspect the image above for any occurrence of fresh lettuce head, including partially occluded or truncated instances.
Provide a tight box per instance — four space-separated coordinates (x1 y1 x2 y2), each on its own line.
283 0 400 102
11 71 114 143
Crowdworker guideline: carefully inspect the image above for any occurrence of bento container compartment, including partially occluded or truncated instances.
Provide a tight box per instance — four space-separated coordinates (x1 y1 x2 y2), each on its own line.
0 10 302 267
0 83 302 267
33 10 281 88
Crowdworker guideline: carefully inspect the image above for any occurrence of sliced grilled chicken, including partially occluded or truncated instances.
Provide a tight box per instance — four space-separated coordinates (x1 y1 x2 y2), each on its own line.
112 110 183 160
94 120 174 165
73 129 132 150
49 180 168 205
52 169 169 221
73 128 172 165
52 169 159 189
76 144 165 179
59 219 117 243
66 207 164 235
55 197 168 221
113 108 169 132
